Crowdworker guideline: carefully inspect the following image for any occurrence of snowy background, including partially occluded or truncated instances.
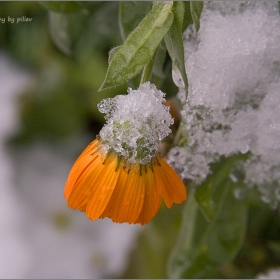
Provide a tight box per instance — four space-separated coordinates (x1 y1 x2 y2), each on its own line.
168 1 280 209
0 52 141 279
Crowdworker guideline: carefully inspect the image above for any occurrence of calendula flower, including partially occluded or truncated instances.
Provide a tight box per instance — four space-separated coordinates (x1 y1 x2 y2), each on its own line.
64 82 187 225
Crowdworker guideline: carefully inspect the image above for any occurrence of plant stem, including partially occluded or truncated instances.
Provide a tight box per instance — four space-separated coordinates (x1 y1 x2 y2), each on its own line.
173 121 183 146
140 51 157 84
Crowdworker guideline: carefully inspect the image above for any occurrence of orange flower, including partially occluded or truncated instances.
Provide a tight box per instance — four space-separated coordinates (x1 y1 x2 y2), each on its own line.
64 137 187 225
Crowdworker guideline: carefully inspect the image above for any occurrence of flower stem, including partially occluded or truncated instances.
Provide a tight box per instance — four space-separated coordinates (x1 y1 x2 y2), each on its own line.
140 51 157 85
173 122 183 146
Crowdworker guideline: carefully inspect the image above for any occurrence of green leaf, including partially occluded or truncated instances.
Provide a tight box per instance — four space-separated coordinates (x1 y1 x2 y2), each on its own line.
108 46 121 64
48 11 88 55
164 1 188 91
152 42 167 79
182 1 192 31
168 184 248 278
39 1 85 13
195 153 250 221
190 1 204 32
119 1 153 41
99 2 174 91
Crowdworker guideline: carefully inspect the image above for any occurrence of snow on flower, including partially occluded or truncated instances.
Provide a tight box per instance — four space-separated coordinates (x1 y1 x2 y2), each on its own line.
64 82 187 225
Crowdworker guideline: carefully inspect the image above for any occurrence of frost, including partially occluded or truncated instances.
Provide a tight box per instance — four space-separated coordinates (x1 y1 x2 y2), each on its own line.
256 267 280 279
98 82 173 164
167 2 280 207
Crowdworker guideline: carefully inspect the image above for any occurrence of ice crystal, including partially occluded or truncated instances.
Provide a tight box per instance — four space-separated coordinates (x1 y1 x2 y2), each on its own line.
98 82 173 164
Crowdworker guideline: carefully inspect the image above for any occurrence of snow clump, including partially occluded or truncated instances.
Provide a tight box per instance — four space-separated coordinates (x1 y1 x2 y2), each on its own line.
167 2 280 208
98 82 173 164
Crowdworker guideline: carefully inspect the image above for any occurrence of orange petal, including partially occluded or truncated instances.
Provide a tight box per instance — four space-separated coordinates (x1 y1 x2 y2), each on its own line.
99 166 128 220
65 140 187 226
123 170 145 223
154 160 174 208
101 165 145 224
159 157 187 203
66 154 104 209
64 139 99 198
85 154 121 221
154 156 187 208
136 166 162 225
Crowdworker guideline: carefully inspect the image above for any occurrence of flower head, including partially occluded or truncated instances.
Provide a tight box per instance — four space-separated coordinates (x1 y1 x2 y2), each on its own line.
98 82 174 164
64 82 187 225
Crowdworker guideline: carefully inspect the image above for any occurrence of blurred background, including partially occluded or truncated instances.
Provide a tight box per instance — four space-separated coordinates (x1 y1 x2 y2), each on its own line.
1 2 280 279
0 2 139 278
0 2 184 278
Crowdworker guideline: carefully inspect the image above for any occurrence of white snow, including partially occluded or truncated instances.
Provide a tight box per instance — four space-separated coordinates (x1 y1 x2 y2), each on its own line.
256 267 280 279
167 1 280 207
98 82 173 164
